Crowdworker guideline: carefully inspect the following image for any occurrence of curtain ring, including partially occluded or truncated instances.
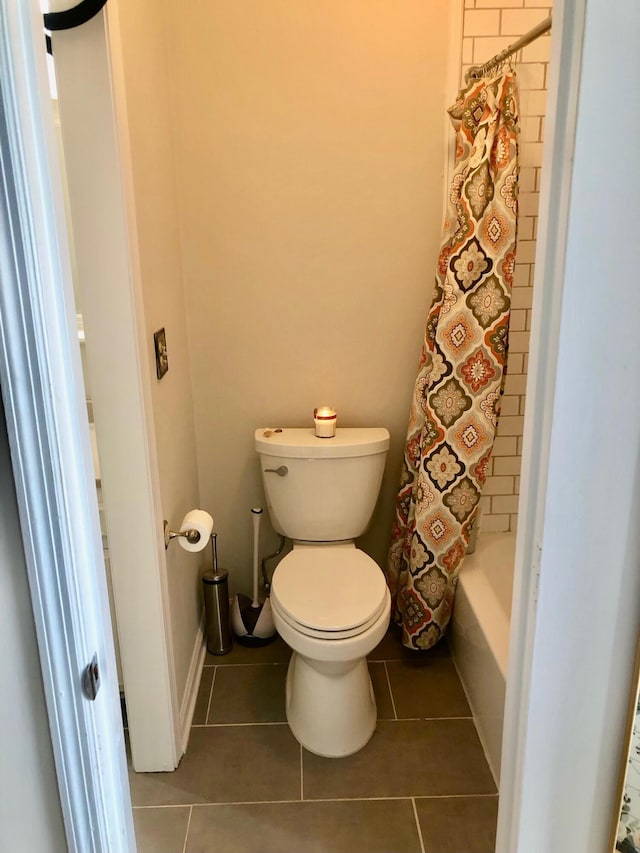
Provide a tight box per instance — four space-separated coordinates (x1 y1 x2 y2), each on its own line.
465 65 482 84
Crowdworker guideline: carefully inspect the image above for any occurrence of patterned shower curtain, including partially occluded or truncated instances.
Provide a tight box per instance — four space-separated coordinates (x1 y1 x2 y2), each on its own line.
387 69 519 651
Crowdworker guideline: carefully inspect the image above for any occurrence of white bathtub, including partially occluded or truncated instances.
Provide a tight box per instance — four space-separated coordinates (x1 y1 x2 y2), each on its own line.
448 531 516 786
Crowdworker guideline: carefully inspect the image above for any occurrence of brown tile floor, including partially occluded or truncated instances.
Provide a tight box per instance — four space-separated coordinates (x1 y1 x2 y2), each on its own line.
131 630 498 853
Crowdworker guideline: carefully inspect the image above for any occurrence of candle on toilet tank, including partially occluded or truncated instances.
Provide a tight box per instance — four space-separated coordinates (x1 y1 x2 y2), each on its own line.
314 406 337 438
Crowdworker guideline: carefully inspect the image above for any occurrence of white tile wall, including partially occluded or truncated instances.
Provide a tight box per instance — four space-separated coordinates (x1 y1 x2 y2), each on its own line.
459 1 552 533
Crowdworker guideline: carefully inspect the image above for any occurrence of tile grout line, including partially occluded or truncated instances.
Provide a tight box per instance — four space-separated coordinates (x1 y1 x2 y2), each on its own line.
204 666 217 725
133 804 194 810
181 805 193 853
300 743 304 801
191 716 474 729
412 797 426 853
192 721 289 728
383 662 398 720
132 793 499 810
202 661 289 669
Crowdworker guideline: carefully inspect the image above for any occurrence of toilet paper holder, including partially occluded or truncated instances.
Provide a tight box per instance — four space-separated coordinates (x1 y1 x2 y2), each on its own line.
163 509 214 552
163 520 201 549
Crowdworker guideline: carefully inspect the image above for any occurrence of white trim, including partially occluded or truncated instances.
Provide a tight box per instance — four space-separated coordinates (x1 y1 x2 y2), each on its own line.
180 614 207 756
0 2 134 850
443 0 464 222
507 0 640 844
495 1 584 848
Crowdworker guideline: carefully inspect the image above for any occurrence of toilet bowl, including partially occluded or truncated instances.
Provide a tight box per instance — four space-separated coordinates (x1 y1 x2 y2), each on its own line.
255 426 391 758
270 545 390 757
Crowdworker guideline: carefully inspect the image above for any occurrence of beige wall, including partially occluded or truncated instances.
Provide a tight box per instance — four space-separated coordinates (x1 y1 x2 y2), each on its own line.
112 0 547 605
115 3 203 701
165 0 453 591
460 1 552 533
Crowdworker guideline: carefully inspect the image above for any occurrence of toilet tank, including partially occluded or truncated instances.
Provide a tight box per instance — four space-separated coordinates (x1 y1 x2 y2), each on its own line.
255 428 390 542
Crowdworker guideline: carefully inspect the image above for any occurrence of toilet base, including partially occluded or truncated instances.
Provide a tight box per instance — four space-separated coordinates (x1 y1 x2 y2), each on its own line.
271 585 390 757
285 652 377 758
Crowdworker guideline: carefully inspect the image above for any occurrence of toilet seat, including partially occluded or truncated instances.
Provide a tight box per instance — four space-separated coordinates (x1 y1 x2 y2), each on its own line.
271 548 388 640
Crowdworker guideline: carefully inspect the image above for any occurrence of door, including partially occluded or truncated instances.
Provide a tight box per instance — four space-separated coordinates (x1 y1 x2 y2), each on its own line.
0 2 135 849
44 0 182 771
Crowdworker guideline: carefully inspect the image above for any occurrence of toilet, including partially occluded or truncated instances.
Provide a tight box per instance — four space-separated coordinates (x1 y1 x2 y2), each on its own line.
255 426 391 758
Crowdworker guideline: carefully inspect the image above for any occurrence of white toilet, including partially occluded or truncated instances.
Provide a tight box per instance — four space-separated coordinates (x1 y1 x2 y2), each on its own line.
255 426 391 758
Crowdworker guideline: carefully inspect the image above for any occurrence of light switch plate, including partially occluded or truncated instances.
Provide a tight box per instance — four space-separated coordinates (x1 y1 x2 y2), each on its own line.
153 328 168 379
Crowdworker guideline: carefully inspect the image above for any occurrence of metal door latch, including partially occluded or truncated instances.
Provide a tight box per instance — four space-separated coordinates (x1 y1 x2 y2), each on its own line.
83 653 101 701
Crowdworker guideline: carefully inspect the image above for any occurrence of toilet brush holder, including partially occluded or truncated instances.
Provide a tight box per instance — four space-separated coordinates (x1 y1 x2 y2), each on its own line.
230 507 277 646
202 533 232 655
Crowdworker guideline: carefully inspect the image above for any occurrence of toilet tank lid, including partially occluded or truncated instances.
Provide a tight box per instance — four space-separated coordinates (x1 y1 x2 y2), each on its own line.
255 427 390 459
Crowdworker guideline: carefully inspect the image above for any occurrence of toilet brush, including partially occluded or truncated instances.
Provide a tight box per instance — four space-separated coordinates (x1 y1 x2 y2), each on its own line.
231 507 277 646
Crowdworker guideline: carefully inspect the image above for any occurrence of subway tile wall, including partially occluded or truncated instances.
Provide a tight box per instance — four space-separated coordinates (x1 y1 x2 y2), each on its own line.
460 1 552 533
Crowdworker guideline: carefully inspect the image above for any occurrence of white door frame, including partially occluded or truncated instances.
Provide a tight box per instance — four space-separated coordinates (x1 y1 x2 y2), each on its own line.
498 1 640 850
47 1 181 771
0 1 134 849
496 0 586 844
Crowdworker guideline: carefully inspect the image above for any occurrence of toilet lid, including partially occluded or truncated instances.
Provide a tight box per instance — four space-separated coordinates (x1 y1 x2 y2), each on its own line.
271 548 388 636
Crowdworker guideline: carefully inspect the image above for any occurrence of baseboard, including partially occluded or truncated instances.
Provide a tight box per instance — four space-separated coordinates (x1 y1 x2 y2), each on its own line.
179 609 206 757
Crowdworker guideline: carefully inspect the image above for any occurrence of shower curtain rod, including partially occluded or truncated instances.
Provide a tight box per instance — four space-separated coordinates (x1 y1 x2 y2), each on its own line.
466 13 552 81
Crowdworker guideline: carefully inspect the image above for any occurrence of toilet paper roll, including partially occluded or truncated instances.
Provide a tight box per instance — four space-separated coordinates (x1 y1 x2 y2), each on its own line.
178 509 213 553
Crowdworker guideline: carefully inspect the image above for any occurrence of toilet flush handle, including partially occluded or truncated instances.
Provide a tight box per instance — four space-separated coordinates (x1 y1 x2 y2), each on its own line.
264 465 288 477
